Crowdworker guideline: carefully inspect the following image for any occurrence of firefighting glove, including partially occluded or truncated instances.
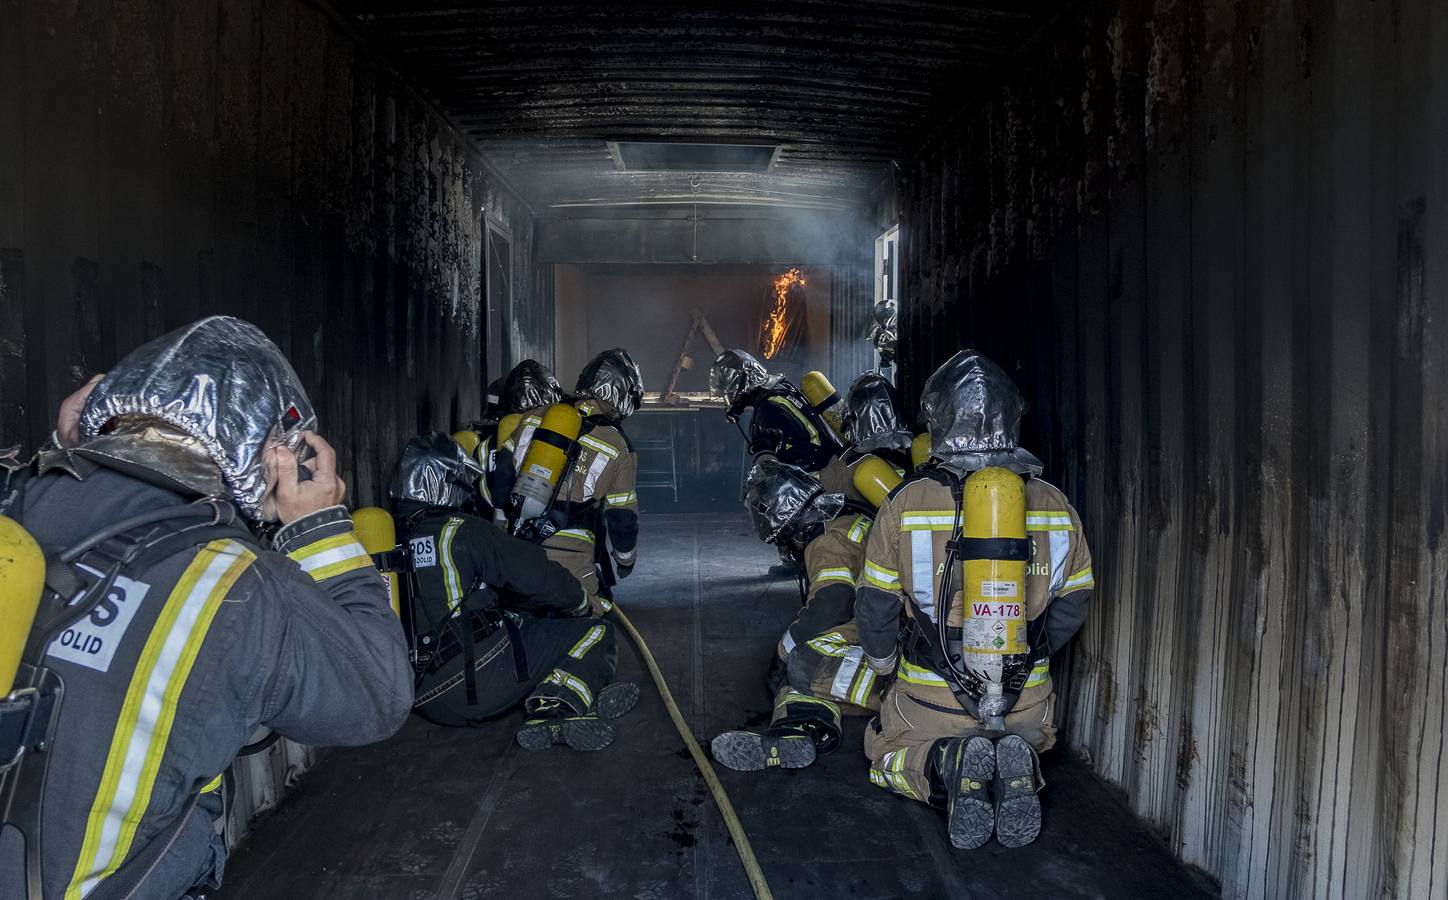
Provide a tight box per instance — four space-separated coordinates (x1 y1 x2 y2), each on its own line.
750 426 785 456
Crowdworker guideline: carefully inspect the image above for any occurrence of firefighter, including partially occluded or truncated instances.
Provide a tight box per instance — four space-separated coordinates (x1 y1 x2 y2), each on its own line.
477 359 565 515
502 349 642 615
0 316 412 900
710 349 841 473
855 350 1095 850
815 370 914 503
710 458 882 772
391 433 637 750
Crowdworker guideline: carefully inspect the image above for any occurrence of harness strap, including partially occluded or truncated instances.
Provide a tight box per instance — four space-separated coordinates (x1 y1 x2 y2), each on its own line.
502 614 528 683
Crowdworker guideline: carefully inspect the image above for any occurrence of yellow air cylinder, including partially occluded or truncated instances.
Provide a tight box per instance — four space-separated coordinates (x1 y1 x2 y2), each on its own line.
353 507 401 617
910 433 932 471
511 402 583 529
497 413 523 450
451 429 482 459
959 467 1028 722
800 371 845 439
0 515 46 694
852 455 903 510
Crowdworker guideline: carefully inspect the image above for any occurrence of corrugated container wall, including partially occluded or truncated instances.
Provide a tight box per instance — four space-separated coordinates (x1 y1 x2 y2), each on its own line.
892 0 1448 897
0 0 532 845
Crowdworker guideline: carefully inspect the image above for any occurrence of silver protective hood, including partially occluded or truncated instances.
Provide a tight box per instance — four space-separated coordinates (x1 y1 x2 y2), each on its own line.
78 316 316 519
390 432 484 508
869 299 898 358
503 359 563 414
576 348 644 419
743 456 845 545
710 349 774 407
842 372 912 453
918 349 1043 475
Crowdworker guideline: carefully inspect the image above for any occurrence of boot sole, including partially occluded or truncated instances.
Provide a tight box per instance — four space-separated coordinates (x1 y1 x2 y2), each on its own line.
947 737 996 850
710 731 816 772
994 734 1041 848
594 681 640 721
516 717 616 752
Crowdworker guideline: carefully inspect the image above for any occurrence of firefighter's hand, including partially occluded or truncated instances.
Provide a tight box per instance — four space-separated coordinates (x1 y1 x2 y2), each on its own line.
55 374 104 448
265 431 346 524
749 427 784 455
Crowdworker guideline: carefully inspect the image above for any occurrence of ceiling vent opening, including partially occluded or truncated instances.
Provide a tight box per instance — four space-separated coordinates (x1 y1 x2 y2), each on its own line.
608 141 780 173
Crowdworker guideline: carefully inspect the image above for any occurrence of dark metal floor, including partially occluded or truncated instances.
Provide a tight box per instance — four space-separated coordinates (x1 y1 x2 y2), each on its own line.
219 513 1219 899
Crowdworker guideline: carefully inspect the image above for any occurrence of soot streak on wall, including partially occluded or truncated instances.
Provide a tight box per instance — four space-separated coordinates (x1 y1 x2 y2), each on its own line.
892 0 1447 897
0 0 533 506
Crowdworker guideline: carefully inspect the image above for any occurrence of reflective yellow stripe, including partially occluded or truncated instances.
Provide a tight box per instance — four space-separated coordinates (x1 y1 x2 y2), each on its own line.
200 774 224 794
849 665 878 707
568 625 606 659
898 658 949 686
543 669 593 708
1063 565 1095 591
862 560 900 590
847 515 872 543
900 510 957 532
554 528 596 545
806 632 851 658
68 541 255 899
605 491 636 506
1025 661 1051 688
1026 511 1074 532
288 533 373 582
579 434 619 459
440 518 464 611
768 395 820 442
811 566 856 588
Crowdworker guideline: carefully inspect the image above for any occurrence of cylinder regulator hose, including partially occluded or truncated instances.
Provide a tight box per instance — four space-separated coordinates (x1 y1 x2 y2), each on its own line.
610 604 774 900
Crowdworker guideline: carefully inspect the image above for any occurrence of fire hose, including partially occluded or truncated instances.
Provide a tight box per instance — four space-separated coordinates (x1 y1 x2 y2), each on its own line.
611 604 774 900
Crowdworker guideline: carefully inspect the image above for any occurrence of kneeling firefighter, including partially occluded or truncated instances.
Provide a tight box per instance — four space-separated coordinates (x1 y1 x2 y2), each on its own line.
710 457 893 773
476 359 565 517
855 350 1095 850
392 433 638 750
0 316 412 900
710 349 841 473
816 370 914 501
501 349 643 615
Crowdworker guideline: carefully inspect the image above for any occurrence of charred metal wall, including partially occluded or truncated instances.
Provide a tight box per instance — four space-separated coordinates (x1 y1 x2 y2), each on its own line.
894 0 1447 897
0 0 533 505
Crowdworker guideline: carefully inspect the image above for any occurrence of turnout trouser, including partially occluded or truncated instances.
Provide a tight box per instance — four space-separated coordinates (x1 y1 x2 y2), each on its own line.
777 620 885 715
544 532 612 616
414 614 617 727
863 678 1056 805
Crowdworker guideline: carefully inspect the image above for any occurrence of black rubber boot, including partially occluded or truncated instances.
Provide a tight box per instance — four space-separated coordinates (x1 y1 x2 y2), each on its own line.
710 726 817 772
993 734 1042 848
944 736 996 850
594 681 640 721
516 700 616 752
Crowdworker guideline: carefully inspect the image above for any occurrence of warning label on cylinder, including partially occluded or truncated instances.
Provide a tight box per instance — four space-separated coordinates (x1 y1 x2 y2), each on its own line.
978 580 1019 598
528 463 553 480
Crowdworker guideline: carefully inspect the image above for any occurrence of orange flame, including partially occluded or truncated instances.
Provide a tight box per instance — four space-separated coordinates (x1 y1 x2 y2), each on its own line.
761 267 806 359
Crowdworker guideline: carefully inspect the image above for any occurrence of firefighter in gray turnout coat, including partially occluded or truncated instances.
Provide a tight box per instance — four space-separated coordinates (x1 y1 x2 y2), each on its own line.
0 316 413 900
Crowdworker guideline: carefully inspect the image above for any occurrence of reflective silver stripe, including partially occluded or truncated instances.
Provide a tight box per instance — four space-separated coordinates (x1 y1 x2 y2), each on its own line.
830 646 865 701
910 530 936 622
1049 531 1069 595
440 518 464 610
582 450 611 499
849 664 878 707
781 629 797 655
